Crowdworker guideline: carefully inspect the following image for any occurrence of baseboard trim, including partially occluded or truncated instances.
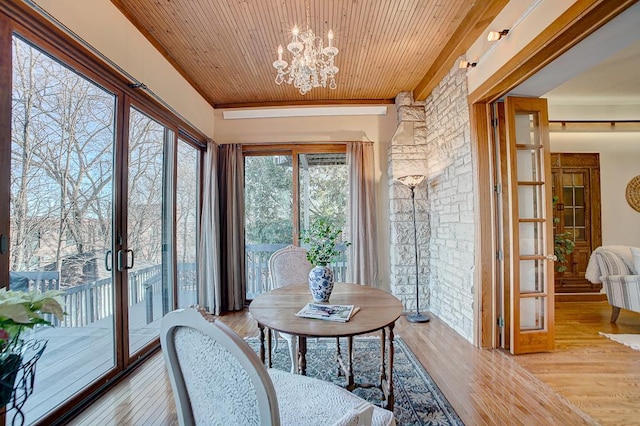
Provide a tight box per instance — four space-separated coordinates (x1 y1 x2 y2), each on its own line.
555 293 607 302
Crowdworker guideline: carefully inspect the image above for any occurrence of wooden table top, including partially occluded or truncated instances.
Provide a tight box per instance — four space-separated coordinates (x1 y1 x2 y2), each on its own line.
249 283 403 338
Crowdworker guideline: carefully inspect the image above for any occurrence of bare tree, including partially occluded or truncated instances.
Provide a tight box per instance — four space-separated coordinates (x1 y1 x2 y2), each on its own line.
126 108 165 265
176 141 199 264
10 37 115 285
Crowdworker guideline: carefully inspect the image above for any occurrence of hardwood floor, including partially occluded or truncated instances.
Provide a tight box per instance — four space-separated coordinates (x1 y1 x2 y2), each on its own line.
68 301 640 425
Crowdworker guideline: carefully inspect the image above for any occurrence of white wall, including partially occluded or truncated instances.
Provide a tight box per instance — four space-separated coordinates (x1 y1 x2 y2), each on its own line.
550 132 640 247
29 0 214 137
214 108 398 291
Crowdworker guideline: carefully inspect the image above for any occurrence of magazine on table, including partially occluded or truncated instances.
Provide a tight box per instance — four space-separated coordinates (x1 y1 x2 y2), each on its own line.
295 303 360 322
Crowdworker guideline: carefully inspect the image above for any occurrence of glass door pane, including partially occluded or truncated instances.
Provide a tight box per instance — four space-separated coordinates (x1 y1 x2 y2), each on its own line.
244 155 293 299
126 108 173 355
176 140 200 307
298 153 348 280
515 113 547 331
562 172 588 242
9 36 116 423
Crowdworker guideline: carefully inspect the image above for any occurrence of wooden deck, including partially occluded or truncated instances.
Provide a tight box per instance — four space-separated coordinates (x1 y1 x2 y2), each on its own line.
63 301 640 425
7 298 165 425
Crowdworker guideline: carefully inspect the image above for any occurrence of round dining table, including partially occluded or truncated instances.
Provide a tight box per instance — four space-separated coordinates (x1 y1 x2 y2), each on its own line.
249 282 403 410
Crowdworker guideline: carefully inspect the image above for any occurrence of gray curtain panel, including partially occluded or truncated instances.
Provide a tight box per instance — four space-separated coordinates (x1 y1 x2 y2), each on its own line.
347 141 378 287
197 141 221 314
218 144 246 311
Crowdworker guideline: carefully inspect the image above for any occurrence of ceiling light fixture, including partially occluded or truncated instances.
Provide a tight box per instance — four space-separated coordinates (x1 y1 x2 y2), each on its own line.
487 29 510 42
459 60 477 69
273 0 339 95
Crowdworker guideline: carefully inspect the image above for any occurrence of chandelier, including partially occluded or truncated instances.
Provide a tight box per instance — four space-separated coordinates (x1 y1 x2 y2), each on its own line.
272 1 339 95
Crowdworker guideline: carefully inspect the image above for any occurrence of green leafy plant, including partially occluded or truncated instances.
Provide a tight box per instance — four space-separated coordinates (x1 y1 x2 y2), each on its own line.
552 196 576 272
300 218 351 266
0 289 65 351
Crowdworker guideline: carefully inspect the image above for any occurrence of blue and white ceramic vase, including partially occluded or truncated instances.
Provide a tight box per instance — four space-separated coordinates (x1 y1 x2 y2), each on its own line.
308 265 334 302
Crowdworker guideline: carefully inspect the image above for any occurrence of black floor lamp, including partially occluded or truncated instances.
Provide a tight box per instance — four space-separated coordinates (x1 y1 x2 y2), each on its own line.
397 174 430 323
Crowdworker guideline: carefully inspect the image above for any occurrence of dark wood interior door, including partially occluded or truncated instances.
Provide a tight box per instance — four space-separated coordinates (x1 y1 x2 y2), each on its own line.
551 154 602 297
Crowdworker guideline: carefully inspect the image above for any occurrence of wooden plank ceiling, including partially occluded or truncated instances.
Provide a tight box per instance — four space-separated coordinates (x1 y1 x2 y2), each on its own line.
111 0 508 108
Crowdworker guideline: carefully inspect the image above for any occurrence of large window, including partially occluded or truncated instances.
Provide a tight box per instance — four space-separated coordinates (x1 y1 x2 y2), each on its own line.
2 21 204 424
244 146 348 299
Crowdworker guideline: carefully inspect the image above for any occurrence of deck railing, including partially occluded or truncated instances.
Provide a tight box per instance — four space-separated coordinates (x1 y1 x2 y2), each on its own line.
57 264 167 327
245 243 348 298
12 244 348 327
11 264 196 328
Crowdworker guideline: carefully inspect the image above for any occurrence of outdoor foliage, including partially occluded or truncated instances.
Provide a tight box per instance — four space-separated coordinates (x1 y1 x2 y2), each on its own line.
244 156 294 244
300 218 350 266
244 154 348 246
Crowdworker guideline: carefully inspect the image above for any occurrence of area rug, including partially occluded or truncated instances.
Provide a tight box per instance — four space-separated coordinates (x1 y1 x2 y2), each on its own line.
599 332 640 350
246 337 463 426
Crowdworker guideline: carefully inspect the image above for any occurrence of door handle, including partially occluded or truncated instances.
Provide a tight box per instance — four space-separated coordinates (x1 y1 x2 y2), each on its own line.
117 249 135 271
117 249 124 272
0 234 7 254
125 249 135 270
105 250 112 272
545 254 558 261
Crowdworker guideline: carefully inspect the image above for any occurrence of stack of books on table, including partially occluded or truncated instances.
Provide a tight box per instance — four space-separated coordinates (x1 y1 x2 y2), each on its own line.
295 303 360 322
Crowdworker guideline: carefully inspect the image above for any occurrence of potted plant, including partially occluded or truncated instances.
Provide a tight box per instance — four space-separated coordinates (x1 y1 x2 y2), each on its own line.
552 196 576 272
0 289 64 407
300 218 350 302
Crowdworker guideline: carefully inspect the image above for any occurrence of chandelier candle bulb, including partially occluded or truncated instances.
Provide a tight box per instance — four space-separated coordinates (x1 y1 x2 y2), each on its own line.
328 29 333 47
277 45 283 61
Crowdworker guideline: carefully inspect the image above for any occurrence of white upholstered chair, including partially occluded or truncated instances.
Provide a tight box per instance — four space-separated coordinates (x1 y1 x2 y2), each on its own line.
160 308 395 426
268 245 313 373
585 246 640 322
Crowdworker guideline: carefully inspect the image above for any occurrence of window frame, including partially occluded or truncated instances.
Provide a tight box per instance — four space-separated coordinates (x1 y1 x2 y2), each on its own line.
242 143 346 244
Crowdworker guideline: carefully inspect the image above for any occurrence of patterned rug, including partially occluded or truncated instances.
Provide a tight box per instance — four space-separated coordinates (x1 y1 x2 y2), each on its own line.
246 337 463 426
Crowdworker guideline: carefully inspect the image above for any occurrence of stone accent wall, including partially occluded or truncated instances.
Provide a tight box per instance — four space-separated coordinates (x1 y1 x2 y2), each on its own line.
424 60 475 341
387 92 429 312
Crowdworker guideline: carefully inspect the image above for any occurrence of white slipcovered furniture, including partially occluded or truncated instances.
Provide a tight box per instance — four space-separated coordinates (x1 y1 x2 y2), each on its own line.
585 246 640 322
268 245 313 374
160 307 395 426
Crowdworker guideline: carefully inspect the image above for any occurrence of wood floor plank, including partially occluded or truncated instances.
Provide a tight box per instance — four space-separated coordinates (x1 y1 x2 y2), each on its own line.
69 301 640 425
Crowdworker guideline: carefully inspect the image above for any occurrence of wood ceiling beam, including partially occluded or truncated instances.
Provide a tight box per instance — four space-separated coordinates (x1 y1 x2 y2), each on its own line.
412 0 509 101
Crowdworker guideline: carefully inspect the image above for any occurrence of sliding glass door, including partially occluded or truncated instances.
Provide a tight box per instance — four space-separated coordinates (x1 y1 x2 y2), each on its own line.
243 146 347 300
9 36 117 423
126 107 174 356
3 28 204 423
